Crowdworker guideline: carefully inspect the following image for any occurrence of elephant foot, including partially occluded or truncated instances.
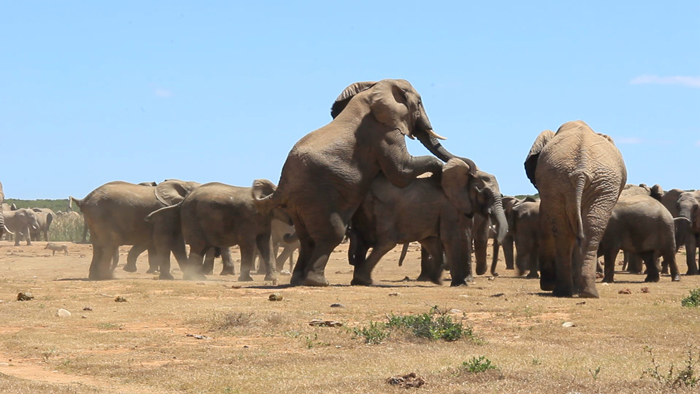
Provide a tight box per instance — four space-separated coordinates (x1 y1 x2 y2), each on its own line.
526 272 540 279
552 286 574 298
644 275 660 283
577 289 600 299
686 269 699 276
350 277 373 286
159 272 174 280
123 264 137 273
88 268 114 281
416 273 432 282
601 277 614 284
672 274 681 282
264 274 278 282
450 279 468 287
303 272 329 287
146 267 159 274
475 266 487 276
490 271 499 277
237 274 254 282
540 278 556 291
220 268 235 276
290 272 305 286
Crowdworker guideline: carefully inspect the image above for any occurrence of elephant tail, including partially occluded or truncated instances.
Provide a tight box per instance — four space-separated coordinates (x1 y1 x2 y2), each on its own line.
251 179 286 215
145 203 180 222
398 243 410 267
68 196 83 211
573 172 586 244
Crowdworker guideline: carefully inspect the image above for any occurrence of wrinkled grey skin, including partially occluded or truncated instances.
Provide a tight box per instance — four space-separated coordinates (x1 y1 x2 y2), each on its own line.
4 208 40 246
525 121 627 298
598 194 682 283
651 185 700 275
472 195 524 276
177 181 289 282
512 199 541 278
253 79 473 287
30 208 55 242
71 180 199 280
348 159 507 286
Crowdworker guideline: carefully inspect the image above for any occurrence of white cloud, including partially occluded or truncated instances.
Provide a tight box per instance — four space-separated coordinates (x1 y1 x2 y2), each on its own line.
630 75 700 88
617 137 643 144
154 88 173 98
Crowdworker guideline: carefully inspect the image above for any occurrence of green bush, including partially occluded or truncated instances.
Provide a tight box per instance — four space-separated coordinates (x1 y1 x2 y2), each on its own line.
462 356 497 373
642 346 698 388
681 288 700 308
353 321 389 344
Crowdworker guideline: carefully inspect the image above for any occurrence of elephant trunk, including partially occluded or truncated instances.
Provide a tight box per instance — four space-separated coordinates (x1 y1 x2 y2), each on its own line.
490 194 508 244
414 132 478 172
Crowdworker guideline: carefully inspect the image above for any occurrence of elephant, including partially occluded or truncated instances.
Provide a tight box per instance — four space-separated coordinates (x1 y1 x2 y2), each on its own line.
598 194 683 283
254 219 300 274
525 120 627 298
650 186 700 275
253 79 474 286
348 158 507 286
153 181 288 282
470 195 525 277
4 208 40 246
512 199 541 278
30 208 55 241
70 180 200 280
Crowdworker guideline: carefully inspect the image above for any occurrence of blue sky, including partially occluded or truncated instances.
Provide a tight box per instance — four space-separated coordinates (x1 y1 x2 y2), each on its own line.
1 1 698 199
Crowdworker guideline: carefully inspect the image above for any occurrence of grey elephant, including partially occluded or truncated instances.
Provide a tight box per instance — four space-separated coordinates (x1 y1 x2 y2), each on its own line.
30 208 55 242
4 208 40 246
348 158 507 286
70 180 200 280
512 199 541 278
254 219 300 274
154 181 288 282
525 120 627 298
470 195 524 277
650 186 700 275
253 79 473 286
598 194 683 283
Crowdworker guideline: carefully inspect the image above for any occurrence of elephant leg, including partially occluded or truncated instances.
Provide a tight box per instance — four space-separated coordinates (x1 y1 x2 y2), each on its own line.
627 253 643 274
276 246 295 272
473 219 489 276
445 234 471 287
527 242 540 278
552 235 576 298
503 234 515 270
123 244 147 272
642 251 660 282
291 225 312 286
220 247 235 275
416 245 433 281
238 243 256 282
256 233 277 282
661 248 680 282
351 240 397 286
202 249 215 275
183 245 207 280
602 248 619 283
538 209 557 291
111 249 120 271
89 244 116 280
146 246 159 274
686 236 699 275
490 240 500 277
301 215 346 287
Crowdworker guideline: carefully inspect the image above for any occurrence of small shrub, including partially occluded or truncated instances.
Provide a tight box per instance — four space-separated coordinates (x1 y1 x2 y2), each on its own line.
462 356 496 373
387 306 474 341
642 346 699 388
353 321 390 344
681 288 700 308
212 312 254 331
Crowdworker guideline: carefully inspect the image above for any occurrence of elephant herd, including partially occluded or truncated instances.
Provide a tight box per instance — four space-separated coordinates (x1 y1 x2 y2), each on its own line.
5 79 699 299
0 195 65 246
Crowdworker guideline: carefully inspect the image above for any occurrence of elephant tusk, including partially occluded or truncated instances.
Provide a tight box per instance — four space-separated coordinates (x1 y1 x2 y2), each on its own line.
426 129 447 140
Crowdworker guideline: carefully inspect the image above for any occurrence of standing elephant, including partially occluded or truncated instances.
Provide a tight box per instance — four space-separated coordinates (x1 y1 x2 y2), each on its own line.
254 219 300 273
512 199 541 278
650 186 700 275
168 181 288 282
4 208 40 246
525 120 627 298
253 79 472 286
348 159 507 286
30 208 55 241
70 180 200 280
598 194 682 283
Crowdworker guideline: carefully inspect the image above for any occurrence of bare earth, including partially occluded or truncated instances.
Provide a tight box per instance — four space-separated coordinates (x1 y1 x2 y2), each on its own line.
1 240 699 393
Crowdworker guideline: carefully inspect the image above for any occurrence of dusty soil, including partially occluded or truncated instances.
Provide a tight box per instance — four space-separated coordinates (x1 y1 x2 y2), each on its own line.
1 240 699 393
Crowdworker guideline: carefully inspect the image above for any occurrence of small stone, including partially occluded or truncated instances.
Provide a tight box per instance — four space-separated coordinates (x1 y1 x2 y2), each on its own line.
83 306 93 311
450 309 462 314
243 345 249 348
576 301 586 305
17 292 34 301
115 296 127 302
562 321 575 328
488 276 496 281
57 309 71 318
388 292 401 297
641 287 650 293
618 288 632 295
82 315 87 319
269 293 283 301
330 303 346 308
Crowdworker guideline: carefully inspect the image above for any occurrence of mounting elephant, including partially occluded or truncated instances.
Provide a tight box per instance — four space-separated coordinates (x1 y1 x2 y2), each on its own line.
70 180 200 280
348 158 507 286
253 79 473 286
650 186 700 275
525 120 627 298
150 181 288 282
30 208 55 241
4 208 41 246
598 194 683 283
512 198 541 278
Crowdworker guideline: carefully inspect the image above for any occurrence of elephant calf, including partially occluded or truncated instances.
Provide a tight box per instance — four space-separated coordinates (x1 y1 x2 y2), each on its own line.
512 199 540 278
598 194 683 283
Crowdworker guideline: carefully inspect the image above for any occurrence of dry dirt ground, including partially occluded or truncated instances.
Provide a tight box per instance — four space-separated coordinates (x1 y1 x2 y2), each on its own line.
1 240 699 393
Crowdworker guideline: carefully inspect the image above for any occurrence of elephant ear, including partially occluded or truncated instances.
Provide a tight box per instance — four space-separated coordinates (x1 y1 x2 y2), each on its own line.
369 80 411 137
330 81 376 119
524 129 555 189
252 179 277 200
650 184 664 201
442 158 474 215
155 180 200 206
